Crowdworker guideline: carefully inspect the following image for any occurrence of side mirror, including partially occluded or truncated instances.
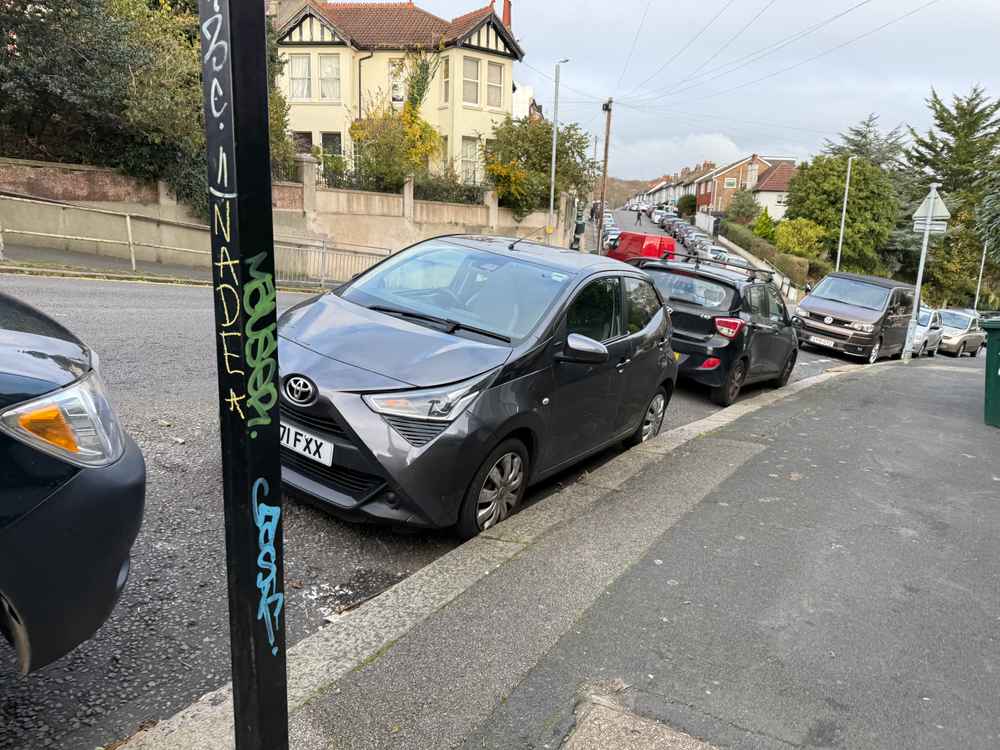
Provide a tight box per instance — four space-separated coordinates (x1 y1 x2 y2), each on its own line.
557 333 609 365
931 323 941 331
805 284 813 294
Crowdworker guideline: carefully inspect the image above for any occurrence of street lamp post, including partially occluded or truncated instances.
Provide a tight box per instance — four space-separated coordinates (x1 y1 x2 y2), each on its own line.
548 59 569 235
835 155 856 272
974 240 989 311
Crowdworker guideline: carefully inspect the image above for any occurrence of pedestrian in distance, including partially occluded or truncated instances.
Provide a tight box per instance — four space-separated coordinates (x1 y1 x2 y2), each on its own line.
636 209 643 226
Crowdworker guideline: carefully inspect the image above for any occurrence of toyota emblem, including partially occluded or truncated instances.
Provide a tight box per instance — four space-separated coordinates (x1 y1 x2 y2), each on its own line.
824 316 834 325
284 375 316 406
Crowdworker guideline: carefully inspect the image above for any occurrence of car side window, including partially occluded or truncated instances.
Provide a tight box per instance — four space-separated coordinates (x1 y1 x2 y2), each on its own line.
566 277 622 343
765 285 786 324
746 285 768 322
624 278 661 334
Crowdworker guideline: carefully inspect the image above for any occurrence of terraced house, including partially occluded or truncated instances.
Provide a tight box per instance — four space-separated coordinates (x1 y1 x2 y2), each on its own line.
272 0 524 184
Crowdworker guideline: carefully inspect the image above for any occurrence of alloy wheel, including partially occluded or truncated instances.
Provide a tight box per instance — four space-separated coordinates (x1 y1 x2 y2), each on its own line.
729 361 747 402
475 452 524 530
641 393 667 442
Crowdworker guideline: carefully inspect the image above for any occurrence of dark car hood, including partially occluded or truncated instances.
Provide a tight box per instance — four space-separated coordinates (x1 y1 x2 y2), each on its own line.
0 293 90 409
278 294 512 389
799 296 884 324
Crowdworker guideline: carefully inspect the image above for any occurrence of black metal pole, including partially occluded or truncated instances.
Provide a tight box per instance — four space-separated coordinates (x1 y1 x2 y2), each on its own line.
196 2 289 748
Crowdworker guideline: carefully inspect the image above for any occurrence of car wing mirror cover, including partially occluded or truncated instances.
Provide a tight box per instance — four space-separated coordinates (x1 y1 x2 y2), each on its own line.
558 333 609 364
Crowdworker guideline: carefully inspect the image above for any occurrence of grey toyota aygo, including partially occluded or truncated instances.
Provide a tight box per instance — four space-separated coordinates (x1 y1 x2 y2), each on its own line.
277 235 678 539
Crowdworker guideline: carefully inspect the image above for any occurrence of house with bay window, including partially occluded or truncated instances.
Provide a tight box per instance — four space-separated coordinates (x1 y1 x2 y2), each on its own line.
272 0 524 183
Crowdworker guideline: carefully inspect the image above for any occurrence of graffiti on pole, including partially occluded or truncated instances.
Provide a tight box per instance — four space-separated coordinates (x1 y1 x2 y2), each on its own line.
198 0 289 746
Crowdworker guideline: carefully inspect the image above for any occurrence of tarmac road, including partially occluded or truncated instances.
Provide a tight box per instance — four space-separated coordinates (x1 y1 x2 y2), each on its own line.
0 273 845 749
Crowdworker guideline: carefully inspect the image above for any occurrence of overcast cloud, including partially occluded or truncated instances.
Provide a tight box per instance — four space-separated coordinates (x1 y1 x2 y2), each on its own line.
418 0 998 179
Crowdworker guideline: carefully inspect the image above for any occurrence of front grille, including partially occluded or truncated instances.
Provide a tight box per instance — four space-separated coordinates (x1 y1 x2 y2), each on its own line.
281 449 385 499
383 415 448 447
280 402 348 440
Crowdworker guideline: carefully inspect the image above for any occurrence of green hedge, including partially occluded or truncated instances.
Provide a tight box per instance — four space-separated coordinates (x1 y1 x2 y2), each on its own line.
720 220 778 261
773 253 809 286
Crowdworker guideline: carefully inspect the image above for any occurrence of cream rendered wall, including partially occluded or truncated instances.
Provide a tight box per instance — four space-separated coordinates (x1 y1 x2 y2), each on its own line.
755 191 788 220
279 42 514 171
277 43 356 152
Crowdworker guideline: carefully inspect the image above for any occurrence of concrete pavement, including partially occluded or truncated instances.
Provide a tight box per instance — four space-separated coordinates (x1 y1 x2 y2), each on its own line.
116 355 999 750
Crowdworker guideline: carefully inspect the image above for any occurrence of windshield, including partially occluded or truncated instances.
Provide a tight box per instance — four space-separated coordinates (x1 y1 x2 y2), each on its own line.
647 269 735 311
810 277 890 311
940 311 972 329
339 241 572 341
918 310 932 326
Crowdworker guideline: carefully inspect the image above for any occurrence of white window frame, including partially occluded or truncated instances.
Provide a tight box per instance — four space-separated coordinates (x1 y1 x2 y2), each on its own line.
461 136 480 184
463 56 480 106
487 61 503 109
389 58 406 109
441 58 450 105
724 177 737 189
289 54 312 100
318 53 341 102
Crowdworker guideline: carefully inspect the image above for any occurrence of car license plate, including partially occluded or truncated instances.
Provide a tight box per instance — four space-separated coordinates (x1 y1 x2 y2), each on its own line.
809 335 835 348
279 421 334 466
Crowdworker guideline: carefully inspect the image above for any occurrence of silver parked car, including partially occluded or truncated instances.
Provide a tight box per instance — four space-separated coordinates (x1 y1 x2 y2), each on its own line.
913 307 944 357
937 309 986 357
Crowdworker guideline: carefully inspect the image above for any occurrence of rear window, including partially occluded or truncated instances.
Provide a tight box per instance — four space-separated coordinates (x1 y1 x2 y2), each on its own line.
646 269 735 311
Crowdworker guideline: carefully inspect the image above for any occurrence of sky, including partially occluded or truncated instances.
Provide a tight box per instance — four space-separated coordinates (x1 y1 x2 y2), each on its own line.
416 0 999 180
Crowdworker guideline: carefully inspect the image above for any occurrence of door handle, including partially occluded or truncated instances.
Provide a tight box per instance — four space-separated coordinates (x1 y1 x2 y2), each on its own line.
617 357 632 370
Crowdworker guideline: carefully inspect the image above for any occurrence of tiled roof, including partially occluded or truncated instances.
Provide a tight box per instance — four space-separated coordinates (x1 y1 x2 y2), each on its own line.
305 1 497 50
754 161 798 192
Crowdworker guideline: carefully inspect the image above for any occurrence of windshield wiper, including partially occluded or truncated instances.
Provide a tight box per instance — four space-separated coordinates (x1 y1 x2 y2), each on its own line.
369 305 511 343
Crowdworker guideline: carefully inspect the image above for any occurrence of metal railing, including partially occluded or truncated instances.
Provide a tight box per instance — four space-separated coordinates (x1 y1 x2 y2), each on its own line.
0 194 390 286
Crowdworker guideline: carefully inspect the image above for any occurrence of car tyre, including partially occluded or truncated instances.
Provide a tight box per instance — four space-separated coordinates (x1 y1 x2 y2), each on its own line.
956 342 966 357
772 350 797 388
456 438 529 541
929 344 938 357
711 359 747 407
867 338 882 365
919 342 927 358
624 386 669 448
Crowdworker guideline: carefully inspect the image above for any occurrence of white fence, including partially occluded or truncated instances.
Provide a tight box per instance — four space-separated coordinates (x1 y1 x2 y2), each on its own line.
0 194 388 286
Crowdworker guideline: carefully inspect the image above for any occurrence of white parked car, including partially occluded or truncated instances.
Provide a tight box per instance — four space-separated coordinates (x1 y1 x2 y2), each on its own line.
651 209 666 224
913 307 943 357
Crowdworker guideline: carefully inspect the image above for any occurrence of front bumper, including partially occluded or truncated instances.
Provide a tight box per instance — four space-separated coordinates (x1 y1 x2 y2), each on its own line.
0 436 145 673
938 338 965 353
794 318 876 358
280 391 508 531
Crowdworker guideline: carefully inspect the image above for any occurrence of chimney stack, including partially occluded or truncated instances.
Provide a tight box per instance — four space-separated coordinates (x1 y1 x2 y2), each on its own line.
503 0 512 29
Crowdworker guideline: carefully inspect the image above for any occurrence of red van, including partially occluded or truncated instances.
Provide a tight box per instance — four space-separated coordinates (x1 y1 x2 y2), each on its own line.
607 232 677 264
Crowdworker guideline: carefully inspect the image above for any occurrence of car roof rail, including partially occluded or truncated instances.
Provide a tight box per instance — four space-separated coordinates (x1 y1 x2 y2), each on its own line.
664 251 773 279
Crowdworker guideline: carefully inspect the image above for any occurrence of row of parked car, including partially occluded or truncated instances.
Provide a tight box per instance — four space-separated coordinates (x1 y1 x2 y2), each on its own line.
2 229 988 676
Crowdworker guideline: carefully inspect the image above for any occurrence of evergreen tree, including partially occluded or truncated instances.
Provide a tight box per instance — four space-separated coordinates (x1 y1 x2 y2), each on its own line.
785 155 897 274
905 86 1000 304
824 114 908 170
752 207 777 242
727 189 760 224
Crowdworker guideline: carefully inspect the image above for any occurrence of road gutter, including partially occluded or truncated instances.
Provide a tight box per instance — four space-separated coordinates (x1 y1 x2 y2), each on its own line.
115 363 873 750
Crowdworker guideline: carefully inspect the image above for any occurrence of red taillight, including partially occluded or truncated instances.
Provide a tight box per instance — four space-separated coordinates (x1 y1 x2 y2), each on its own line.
697 357 722 370
715 317 745 339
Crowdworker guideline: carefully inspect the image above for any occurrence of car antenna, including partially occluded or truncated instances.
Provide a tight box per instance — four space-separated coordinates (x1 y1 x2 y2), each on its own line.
508 226 547 251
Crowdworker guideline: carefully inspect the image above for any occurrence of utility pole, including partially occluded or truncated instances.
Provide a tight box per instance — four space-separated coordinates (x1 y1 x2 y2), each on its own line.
835 155 855 272
595 98 613 255
548 59 569 235
975 241 989 311
196 1 289 748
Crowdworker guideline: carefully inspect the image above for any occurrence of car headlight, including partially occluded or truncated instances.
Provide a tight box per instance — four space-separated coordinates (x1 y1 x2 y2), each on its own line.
795 306 810 319
363 371 497 423
849 322 875 333
0 370 125 467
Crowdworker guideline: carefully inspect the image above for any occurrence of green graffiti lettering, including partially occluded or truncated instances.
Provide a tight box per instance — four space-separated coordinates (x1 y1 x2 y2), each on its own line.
244 252 278 433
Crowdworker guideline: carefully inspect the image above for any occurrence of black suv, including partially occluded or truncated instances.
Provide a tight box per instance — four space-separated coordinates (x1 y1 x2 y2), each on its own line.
630 257 799 405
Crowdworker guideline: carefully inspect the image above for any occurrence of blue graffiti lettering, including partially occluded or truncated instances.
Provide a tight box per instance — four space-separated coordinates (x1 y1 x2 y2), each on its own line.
251 477 284 656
